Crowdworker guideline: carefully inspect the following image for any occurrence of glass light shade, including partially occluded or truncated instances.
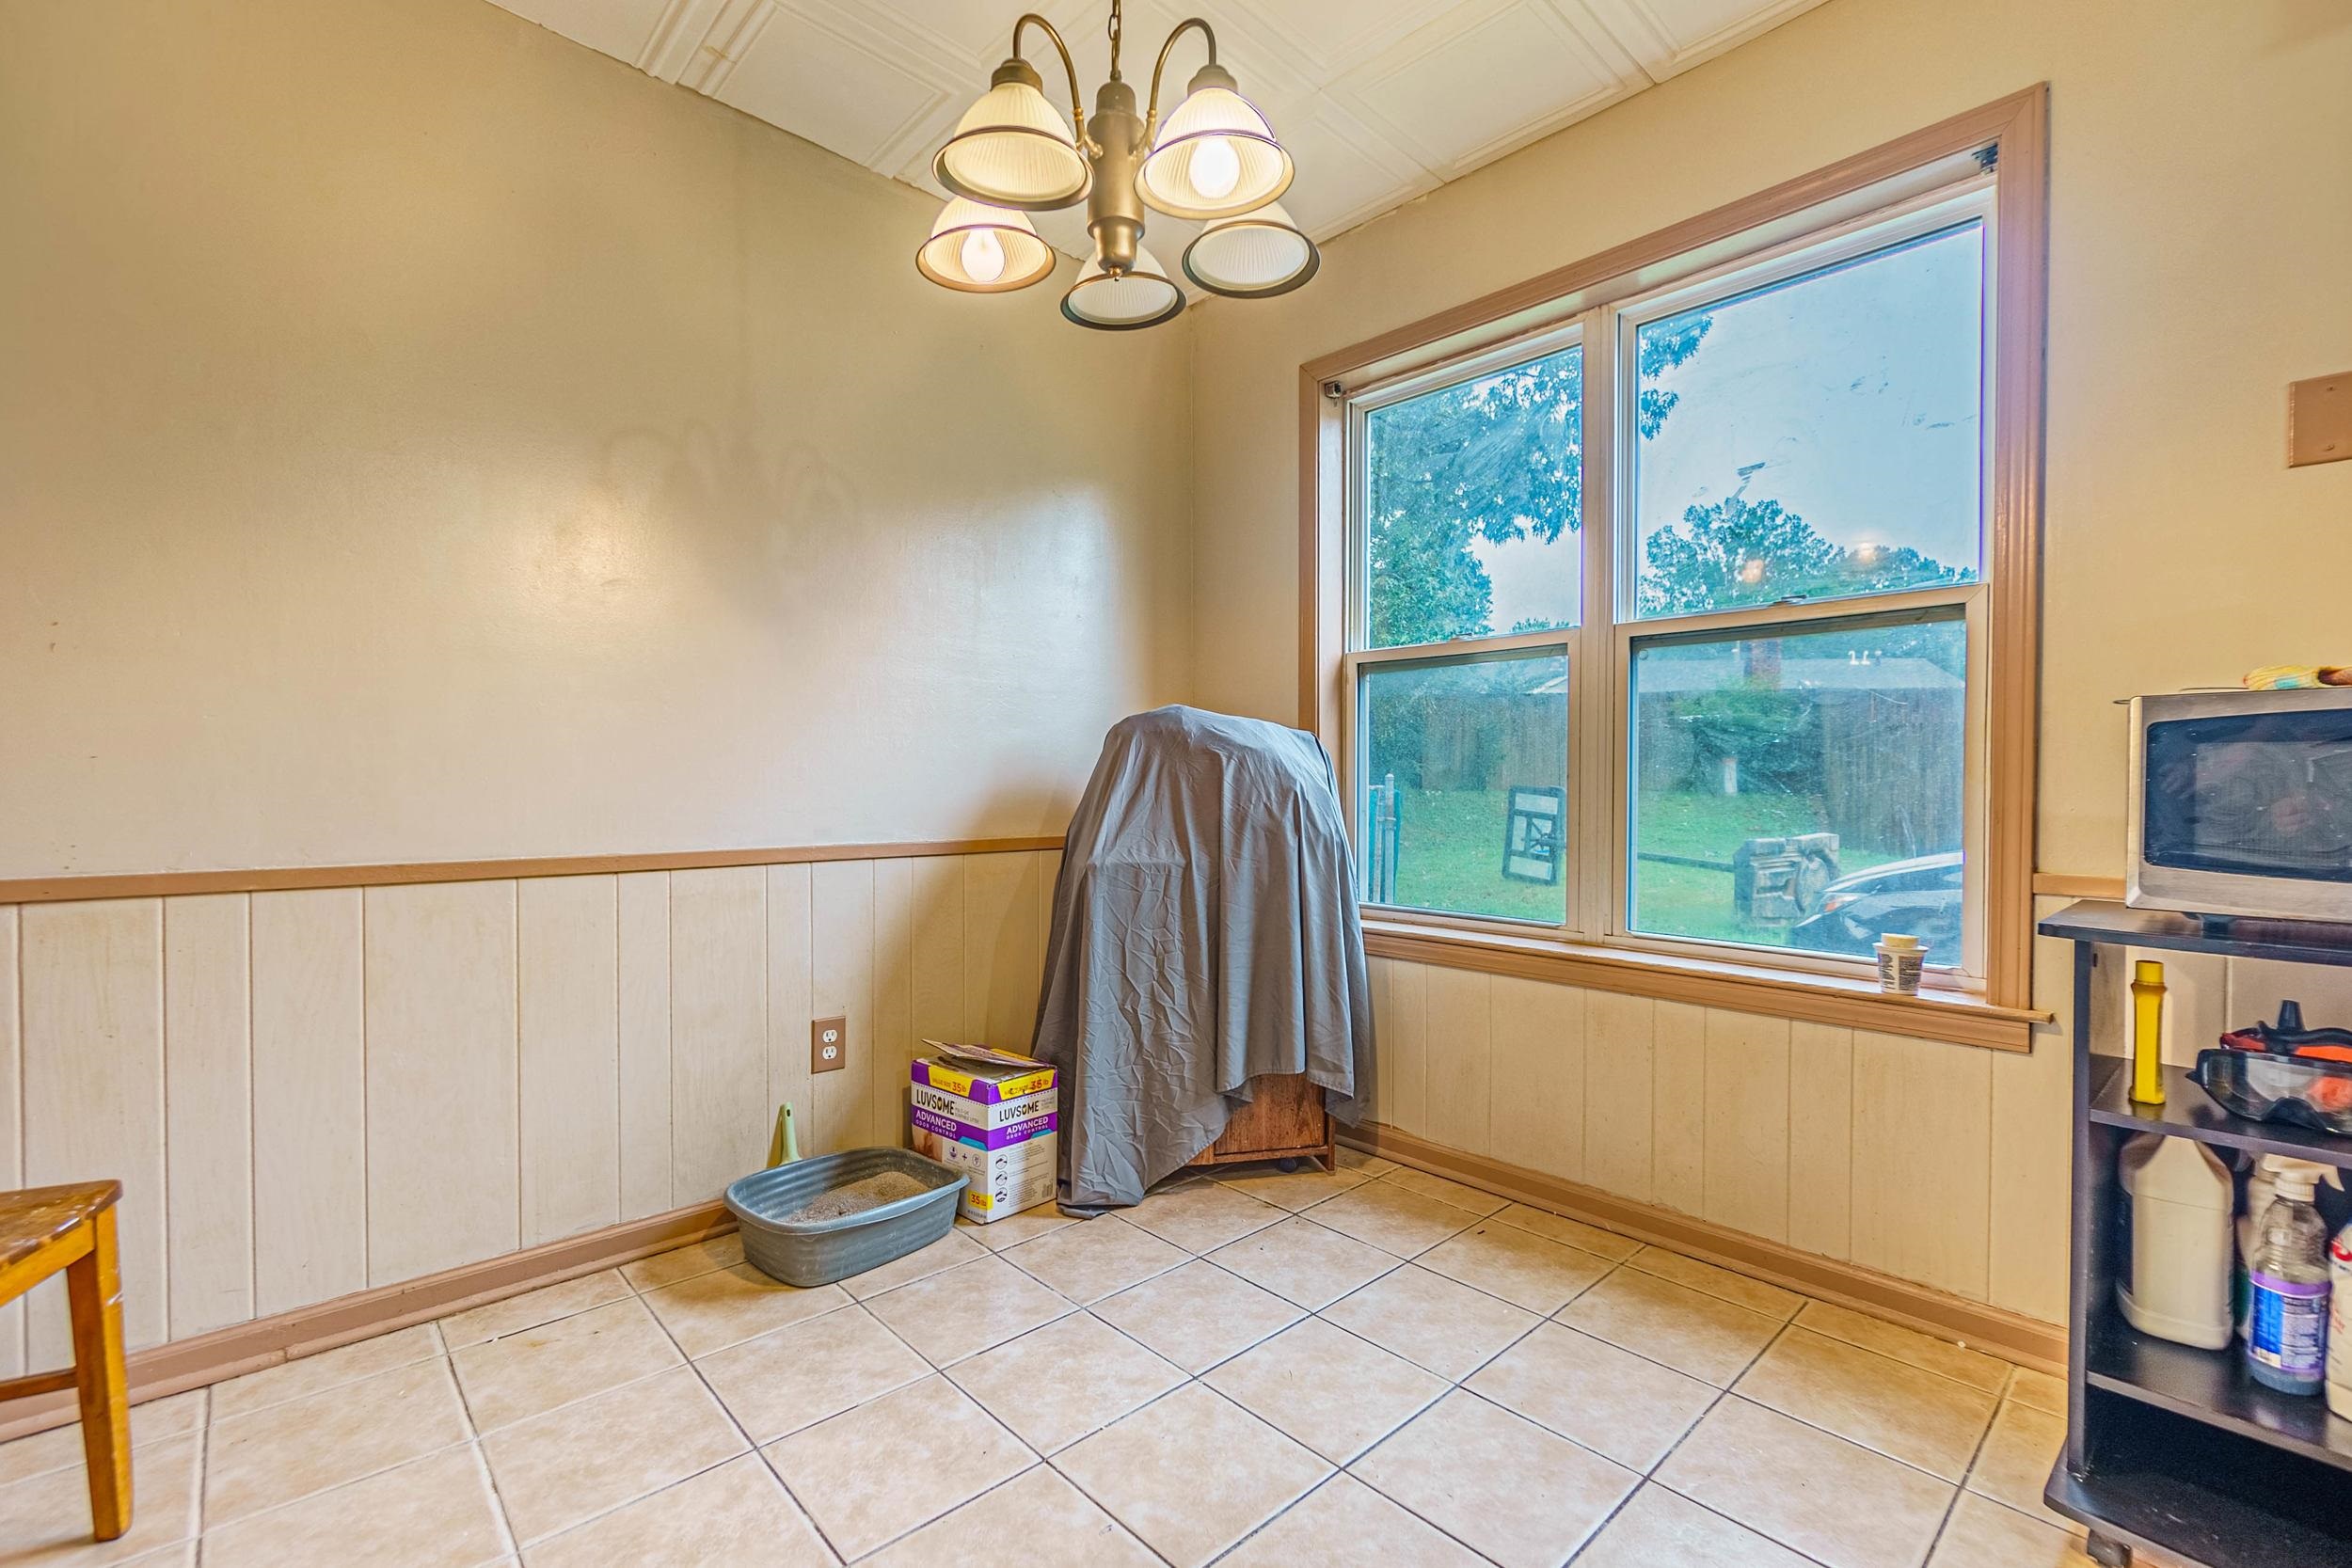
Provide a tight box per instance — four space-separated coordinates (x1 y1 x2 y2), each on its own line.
1180 202 1319 298
915 198 1056 293
1137 87 1292 220
1060 245 1184 331
933 79 1089 211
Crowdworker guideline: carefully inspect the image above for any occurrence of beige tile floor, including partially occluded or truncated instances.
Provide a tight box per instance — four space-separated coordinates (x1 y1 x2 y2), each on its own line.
0 1150 2134 1568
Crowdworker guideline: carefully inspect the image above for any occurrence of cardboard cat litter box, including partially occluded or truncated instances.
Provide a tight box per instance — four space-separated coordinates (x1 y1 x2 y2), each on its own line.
908 1045 1058 1223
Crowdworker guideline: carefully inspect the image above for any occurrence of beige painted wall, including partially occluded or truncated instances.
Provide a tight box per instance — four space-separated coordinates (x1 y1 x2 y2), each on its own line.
1187 0 2352 881
0 0 1191 881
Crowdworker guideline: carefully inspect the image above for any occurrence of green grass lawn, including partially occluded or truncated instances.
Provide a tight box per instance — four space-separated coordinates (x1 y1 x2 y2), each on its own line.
1381 786 1895 945
1384 787 1567 923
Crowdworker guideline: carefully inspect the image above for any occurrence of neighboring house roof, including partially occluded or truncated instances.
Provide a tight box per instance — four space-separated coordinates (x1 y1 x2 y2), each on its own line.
1525 656 1963 698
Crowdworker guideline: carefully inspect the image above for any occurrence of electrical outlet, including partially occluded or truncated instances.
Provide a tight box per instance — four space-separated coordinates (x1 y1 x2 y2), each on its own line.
2289 372 2351 467
811 1016 848 1074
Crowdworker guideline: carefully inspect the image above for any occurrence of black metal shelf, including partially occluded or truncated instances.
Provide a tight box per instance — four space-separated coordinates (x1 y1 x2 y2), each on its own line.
2047 1456 2352 1568
2038 899 2352 968
2051 900 2352 1567
2088 1054 2352 1168
2085 1303 2352 1474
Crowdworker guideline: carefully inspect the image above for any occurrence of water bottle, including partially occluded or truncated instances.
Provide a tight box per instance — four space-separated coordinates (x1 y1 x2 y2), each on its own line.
2247 1158 2332 1396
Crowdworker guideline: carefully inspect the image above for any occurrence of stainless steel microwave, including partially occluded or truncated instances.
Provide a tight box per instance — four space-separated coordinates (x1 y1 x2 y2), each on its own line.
2128 688 2352 922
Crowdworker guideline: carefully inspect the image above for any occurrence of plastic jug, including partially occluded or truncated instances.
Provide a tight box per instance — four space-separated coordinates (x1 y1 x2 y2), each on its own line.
2117 1133 2233 1349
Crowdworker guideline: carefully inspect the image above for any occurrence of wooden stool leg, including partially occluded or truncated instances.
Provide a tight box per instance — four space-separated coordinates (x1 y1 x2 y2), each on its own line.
63 1209 130 1542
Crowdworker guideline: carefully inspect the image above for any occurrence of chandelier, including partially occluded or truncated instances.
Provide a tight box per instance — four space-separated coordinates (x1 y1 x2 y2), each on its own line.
914 2 1320 329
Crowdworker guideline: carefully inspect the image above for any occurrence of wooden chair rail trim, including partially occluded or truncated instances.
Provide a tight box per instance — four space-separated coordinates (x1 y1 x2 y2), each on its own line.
0 837 1068 907
1347 1123 2067 1376
0 1370 80 1402
0 1200 736 1446
2031 873 2128 901
1364 918 2048 1052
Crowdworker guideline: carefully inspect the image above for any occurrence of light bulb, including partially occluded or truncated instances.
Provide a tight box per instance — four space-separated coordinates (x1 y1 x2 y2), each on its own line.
960 228 1006 284
1190 136 1240 200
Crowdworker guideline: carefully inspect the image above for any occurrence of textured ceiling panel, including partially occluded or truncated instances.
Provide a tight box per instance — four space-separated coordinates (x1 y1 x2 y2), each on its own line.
712 5 952 168
1576 0 1824 77
485 0 1830 254
1270 99 1435 240
1336 1 1645 177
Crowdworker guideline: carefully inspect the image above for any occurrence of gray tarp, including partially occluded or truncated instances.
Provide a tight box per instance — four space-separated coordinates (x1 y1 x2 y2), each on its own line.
1029 705 1375 1212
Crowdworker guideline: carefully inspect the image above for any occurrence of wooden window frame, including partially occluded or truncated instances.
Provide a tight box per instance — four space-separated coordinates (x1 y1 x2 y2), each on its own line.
1299 87 2050 1052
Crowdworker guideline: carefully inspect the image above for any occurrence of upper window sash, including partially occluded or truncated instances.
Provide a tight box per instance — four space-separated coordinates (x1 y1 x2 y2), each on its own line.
1608 185 1998 629
1344 322 1584 658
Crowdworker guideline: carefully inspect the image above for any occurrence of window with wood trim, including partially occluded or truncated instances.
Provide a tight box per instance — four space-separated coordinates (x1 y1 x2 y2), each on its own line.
1306 95 2045 1031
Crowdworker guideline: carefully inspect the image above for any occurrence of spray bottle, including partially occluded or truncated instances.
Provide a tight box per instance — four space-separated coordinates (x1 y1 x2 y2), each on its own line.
2330 1211 2352 1418
2247 1156 2334 1396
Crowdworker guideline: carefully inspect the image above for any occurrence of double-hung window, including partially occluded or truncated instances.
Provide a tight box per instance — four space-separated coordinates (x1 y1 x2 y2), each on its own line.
1326 126 2041 1032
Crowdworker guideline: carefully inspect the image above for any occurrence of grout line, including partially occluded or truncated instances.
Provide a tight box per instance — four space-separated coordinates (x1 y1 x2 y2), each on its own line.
1194 1473 1355 1568
1919 1375 2010 1562
489 1408 743 1552
610 1276 802 1556
707 1284 1036 1564
463 1439 521 1564
1034 1383 1212 1568
195 1431 488 1546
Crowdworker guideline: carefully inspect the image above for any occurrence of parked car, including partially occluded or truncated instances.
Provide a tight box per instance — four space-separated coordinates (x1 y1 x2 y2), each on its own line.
1788 851 1963 963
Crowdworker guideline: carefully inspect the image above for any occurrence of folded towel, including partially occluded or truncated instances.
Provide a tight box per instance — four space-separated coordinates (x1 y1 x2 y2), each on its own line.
2243 664 2352 689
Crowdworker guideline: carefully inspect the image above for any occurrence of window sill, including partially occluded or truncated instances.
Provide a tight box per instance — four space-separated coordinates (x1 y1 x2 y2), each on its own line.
1360 917 2050 1052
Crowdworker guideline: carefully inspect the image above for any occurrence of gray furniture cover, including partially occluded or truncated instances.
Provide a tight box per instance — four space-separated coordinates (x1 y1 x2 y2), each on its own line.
1031 705 1375 1211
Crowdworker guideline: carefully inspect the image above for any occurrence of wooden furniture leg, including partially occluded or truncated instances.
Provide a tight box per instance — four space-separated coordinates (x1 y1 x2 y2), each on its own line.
63 1207 130 1542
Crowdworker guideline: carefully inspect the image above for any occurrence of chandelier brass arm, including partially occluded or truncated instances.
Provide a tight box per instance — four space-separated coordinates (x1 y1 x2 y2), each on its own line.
1143 18 1216 138
1010 13 1091 157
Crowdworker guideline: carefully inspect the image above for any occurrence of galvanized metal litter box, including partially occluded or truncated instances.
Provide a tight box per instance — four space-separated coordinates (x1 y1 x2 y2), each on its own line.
724 1147 967 1288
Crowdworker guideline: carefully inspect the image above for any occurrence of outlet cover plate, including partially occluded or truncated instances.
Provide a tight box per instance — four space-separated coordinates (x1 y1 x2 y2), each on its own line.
812 1016 848 1074
2289 372 2350 467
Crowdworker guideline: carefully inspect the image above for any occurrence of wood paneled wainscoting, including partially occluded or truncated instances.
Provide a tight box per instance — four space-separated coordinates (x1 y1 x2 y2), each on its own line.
0 848 2103 1438
0 843 1063 1420
1355 895 2092 1338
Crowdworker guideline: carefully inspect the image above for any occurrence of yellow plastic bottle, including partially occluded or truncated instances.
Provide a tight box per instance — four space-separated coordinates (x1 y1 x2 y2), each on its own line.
2131 959 2167 1106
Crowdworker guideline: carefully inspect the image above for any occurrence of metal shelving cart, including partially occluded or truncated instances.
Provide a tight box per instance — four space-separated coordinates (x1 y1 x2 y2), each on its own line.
2041 900 2352 1568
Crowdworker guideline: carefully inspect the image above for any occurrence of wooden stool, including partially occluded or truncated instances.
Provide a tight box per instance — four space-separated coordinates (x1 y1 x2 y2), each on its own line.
0 1182 129 1541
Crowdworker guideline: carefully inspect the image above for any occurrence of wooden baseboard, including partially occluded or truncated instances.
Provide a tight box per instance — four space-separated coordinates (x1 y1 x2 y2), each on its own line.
1345 1125 2067 1376
0 1201 736 1444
